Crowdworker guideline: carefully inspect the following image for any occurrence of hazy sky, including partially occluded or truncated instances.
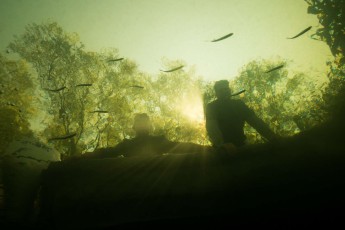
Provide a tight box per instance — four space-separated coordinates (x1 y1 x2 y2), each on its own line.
0 0 333 81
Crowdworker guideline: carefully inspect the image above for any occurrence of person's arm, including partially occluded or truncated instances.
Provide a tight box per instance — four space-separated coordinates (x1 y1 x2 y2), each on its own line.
157 136 212 154
87 147 122 158
166 141 212 154
205 104 224 147
247 115 277 141
80 140 128 159
242 102 278 142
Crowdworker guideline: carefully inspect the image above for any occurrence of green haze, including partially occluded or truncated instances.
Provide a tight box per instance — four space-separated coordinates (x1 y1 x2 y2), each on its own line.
0 0 332 80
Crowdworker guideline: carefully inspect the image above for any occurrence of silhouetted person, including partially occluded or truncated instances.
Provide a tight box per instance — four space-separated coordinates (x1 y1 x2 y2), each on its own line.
205 80 277 149
82 113 211 158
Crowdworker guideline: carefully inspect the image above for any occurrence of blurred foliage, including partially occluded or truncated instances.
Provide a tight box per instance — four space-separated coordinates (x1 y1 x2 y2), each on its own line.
0 54 34 155
8 22 208 158
3 20 335 156
305 0 345 120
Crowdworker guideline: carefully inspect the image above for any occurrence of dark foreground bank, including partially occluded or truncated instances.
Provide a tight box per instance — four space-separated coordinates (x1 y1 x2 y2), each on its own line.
33 120 345 229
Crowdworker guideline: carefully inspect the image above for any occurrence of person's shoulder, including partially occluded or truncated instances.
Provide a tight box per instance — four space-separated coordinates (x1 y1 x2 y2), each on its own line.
207 100 216 106
231 98 243 103
123 137 132 142
232 99 255 116
147 135 171 143
116 138 132 147
117 138 130 143
232 99 247 107
152 135 169 141
93 146 117 156
207 99 220 108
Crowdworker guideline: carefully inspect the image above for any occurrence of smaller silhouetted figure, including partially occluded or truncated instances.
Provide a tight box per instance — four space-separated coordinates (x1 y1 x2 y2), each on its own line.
83 113 211 158
205 80 278 149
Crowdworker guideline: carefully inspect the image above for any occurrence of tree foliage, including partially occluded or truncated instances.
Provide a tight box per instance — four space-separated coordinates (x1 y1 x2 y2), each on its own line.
305 0 345 120
7 22 208 157
305 0 345 69
9 22 102 156
230 59 326 143
0 54 34 155
4 20 332 156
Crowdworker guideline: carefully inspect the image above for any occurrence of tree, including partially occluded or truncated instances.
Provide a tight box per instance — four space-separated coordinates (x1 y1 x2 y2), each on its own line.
306 0 345 69
231 59 326 143
149 59 207 144
305 0 345 121
9 22 111 157
7 22 213 156
0 54 34 155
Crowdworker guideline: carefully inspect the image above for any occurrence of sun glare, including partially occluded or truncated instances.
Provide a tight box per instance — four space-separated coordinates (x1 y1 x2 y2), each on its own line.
181 93 205 123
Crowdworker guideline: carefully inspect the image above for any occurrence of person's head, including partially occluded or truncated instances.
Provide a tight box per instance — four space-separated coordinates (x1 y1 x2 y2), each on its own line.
214 80 231 99
132 113 152 136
